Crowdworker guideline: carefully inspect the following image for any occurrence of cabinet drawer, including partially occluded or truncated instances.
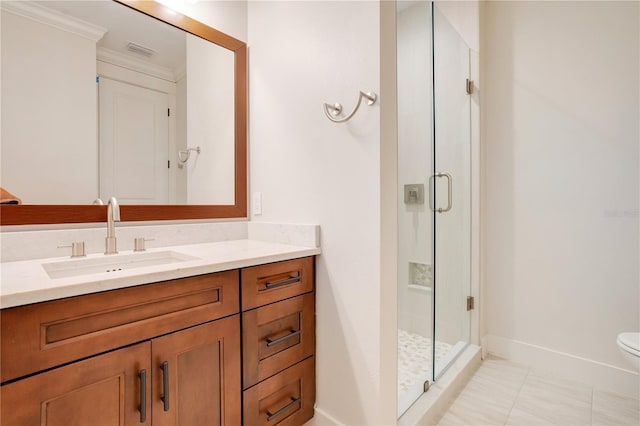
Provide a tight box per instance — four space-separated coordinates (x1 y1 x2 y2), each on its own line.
243 357 315 426
1 270 239 383
243 293 314 389
241 257 314 311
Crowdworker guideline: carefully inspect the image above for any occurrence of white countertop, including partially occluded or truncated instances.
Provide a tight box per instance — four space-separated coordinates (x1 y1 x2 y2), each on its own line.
0 239 321 309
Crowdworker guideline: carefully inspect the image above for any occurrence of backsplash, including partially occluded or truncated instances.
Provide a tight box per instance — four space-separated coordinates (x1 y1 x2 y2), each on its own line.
1 221 320 263
247 222 320 248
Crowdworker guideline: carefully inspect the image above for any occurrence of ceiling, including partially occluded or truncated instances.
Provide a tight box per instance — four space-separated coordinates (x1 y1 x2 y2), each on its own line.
34 1 186 73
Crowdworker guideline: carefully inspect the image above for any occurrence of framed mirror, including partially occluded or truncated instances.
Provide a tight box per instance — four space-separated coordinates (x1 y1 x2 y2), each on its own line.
0 0 247 225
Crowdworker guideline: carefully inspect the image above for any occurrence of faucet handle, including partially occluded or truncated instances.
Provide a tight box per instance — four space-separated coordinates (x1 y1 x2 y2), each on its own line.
58 241 86 258
134 238 154 252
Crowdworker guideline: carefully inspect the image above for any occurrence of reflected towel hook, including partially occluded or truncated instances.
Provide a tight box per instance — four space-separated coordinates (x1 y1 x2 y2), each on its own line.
178 146 201 164
323 91 377 123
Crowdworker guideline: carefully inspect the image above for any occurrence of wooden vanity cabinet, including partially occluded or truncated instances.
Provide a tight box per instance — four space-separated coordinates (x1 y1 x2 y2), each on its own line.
0 256 316 426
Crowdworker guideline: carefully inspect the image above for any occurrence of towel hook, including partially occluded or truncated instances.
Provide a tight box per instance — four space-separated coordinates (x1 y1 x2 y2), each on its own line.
178 146 201 164
323 90 377 123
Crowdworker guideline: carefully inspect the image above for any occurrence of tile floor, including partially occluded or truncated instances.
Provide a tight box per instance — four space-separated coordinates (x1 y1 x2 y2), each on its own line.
437 356 640 426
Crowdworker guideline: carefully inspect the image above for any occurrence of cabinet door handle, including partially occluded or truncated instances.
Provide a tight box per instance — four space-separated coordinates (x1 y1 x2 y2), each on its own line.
265 276 301 289
265 329 301 347
138 369 147 423
161 361 170 411
266 396 301 421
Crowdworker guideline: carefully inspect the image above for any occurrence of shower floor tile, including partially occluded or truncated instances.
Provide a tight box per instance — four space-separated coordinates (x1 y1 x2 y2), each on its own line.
398 329 452 414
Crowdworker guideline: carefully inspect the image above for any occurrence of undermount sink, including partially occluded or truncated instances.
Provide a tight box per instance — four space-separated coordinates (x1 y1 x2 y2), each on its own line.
42 251 199 279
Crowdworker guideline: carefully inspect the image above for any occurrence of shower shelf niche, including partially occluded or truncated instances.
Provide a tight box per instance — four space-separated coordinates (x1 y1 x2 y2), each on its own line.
408 261 432 291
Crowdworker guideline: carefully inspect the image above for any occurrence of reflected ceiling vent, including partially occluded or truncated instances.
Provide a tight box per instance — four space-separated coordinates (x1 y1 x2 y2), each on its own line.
126 41 155 57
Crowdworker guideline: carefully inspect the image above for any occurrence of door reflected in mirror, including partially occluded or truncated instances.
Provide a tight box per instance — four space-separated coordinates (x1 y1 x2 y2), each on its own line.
1 0 235 206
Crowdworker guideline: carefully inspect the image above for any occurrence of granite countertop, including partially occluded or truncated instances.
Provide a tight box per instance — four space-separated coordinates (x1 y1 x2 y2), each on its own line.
0 239 321 309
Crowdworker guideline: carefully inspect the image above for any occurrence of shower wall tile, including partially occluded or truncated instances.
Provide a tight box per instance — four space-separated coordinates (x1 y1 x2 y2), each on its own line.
399 314 412 334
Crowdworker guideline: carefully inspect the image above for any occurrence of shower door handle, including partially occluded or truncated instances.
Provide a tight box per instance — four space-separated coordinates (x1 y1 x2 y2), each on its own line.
429 172 452 213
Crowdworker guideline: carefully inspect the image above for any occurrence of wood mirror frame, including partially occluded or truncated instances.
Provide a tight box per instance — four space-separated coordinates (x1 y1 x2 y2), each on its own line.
0 0 247 226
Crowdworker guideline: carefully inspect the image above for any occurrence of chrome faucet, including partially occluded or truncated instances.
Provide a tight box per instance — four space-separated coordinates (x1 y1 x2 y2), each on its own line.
105 197 120 255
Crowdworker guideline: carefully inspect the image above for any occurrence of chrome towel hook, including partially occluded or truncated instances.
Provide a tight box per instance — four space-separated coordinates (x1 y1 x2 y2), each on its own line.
323 90 377 123
178 146 201 164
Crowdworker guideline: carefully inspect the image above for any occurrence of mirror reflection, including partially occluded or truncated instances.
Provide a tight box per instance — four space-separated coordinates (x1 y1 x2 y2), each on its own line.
1 0 235 205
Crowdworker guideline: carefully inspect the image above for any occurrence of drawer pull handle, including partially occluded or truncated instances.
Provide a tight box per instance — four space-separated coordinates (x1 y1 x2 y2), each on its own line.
266 396 301 421
138 369 147 423
265 329 301 347
265 276 301 289
161 361 170 411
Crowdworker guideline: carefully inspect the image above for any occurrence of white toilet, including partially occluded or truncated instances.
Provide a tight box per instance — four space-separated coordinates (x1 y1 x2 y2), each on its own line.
617 332 640 371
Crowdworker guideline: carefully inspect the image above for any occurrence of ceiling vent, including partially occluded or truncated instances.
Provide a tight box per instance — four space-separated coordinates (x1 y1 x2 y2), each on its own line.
126 41 155 57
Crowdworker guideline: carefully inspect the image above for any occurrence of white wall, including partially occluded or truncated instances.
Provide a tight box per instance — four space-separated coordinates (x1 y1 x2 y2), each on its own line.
1 11 97 204
379 1 399 422
247 1 389 424
436 0 479 52
482 0 639 395
185 34 235 205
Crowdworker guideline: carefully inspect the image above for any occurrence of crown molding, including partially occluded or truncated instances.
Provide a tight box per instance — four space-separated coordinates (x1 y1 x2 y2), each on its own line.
174 63 187 81
1 1 107 42
97 46 177 82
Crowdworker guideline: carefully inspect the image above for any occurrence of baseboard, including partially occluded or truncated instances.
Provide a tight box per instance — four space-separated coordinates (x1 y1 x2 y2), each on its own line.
303 407 344 426
484 334 639 399
480 335 489 359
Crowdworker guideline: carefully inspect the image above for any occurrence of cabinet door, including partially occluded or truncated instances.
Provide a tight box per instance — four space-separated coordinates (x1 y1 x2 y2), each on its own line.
1 343 151 426
152 315 241 426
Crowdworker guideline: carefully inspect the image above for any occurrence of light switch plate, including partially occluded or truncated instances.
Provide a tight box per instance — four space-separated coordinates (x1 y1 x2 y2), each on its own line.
252 192 262 215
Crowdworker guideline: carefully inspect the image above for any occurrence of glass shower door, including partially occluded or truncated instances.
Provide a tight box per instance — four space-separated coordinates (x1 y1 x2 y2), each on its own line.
396 0 434 417
431 2 472 379
397 1 472 417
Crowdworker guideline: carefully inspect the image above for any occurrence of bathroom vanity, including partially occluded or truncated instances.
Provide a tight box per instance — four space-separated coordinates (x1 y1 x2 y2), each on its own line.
0 244 317 425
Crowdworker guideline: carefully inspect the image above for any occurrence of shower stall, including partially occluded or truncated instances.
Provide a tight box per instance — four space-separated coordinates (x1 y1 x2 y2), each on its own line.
397 1 473 417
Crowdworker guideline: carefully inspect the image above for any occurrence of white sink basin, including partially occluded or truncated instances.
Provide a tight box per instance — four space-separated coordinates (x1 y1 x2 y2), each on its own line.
42 251 199 279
